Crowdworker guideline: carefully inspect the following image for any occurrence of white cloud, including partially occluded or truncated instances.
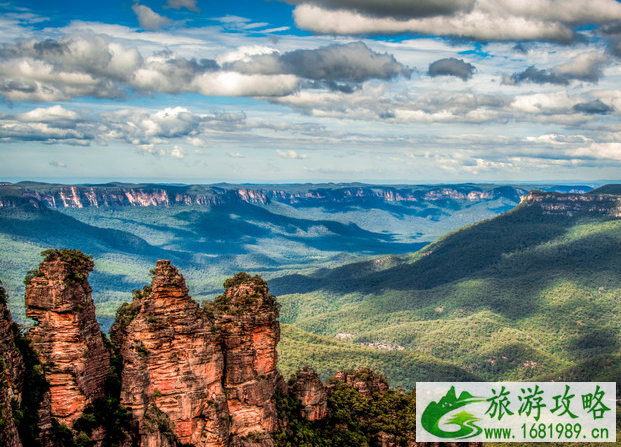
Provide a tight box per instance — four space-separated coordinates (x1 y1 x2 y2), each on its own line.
228 152 245 158
132 4 172 31
192 72 299 97
292 4 574 41
0 105 94 145
277 149 309 159
290 0 621 42
165 0 199 12
170 145 185 158
18 105 81 123
572 142 621 160
554 52 609 81
216 45 279 66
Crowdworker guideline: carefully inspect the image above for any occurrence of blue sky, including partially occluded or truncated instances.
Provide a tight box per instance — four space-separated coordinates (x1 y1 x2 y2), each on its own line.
1 0 621 184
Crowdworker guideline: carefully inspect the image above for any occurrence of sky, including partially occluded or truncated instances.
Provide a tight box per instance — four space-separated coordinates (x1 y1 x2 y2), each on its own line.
1 0 621 184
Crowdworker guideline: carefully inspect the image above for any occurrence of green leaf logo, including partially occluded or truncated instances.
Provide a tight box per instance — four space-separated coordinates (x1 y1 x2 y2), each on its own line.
421 386 485 439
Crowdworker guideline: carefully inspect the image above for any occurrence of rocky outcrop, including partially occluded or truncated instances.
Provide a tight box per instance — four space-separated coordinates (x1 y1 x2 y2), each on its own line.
113 260 230 447
24 249 110 427
332 367 390 399
0 282 23 447
288 368 328 421
522 190 621 216
214 273 283 444
113 263 284 447
8 252 474 447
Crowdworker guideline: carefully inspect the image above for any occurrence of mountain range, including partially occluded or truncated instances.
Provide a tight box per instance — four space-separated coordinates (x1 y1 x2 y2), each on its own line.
0 181 591 328
1 181 619 391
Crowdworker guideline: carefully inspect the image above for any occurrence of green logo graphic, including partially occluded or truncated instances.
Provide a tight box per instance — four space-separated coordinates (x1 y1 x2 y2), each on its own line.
421 386 485 439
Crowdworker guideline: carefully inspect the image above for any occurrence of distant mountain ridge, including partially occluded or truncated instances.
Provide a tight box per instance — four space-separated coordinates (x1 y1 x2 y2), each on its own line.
0 181 593 209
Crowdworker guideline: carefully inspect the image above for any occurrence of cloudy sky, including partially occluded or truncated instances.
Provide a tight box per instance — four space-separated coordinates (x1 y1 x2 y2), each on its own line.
1 0 621 183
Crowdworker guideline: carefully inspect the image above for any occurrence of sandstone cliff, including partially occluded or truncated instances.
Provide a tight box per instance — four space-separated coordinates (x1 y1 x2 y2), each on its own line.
24 249 110 427
0 182 541 209
287 367 328 421
521 190 621 216
3 253 478 447
112 260 229 447
112 264 283 447
214 272 283 445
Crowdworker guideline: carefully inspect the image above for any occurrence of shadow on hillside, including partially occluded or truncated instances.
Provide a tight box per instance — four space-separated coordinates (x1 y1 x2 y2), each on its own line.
269 209 621 321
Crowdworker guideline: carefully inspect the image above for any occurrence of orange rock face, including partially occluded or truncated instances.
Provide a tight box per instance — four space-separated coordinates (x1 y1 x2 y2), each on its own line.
113 264 283 447
114 260 230 447
288 368 328 421
24 250 110 427
215 274 283 443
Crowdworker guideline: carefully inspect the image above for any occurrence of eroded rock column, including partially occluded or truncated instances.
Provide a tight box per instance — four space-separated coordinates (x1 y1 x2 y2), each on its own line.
113 260 229 447
215 273 283 445
24 249 110 427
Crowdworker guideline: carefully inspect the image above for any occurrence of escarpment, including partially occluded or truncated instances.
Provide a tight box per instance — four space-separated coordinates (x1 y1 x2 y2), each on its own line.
1 250 471 447
24 249 110 427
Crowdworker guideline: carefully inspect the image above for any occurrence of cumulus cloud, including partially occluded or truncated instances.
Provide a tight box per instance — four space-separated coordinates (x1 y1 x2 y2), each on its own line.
270 82 617 127
49 160 67 168
554 52 609 81
280 0 476 19
506 53 609 85
101 106 247 145
0 32 142 101
428 57 475 80
287 0 621 42
573 99 614 114
572 142 621 160
0 105 95 145
0 33 410 101
277 149 308 159
0 105 253 148
505 66 569 85
229 42 411 91
228 152 245 158
165 0 199 12
170 145 185 159
132 4 172 31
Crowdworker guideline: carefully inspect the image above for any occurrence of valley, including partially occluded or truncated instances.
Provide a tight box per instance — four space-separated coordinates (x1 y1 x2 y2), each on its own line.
2 181 619 391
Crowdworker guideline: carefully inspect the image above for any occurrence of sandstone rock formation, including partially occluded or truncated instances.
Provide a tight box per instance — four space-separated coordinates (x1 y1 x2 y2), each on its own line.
24 249 110 427
112 259 230 447
288 368 328 421
0 282 23 447
214 272 283 443
5 252 472 447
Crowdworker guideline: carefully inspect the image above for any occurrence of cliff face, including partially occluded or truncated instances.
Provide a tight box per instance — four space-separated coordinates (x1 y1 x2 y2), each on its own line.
4 252 477 447
214 273 283 443
0 182 536 209
288 368 328 421
113 264 283 447
24 250 110 427
0 283 23 447
113 260 229 447
332 368 390 399
522 190 621 216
